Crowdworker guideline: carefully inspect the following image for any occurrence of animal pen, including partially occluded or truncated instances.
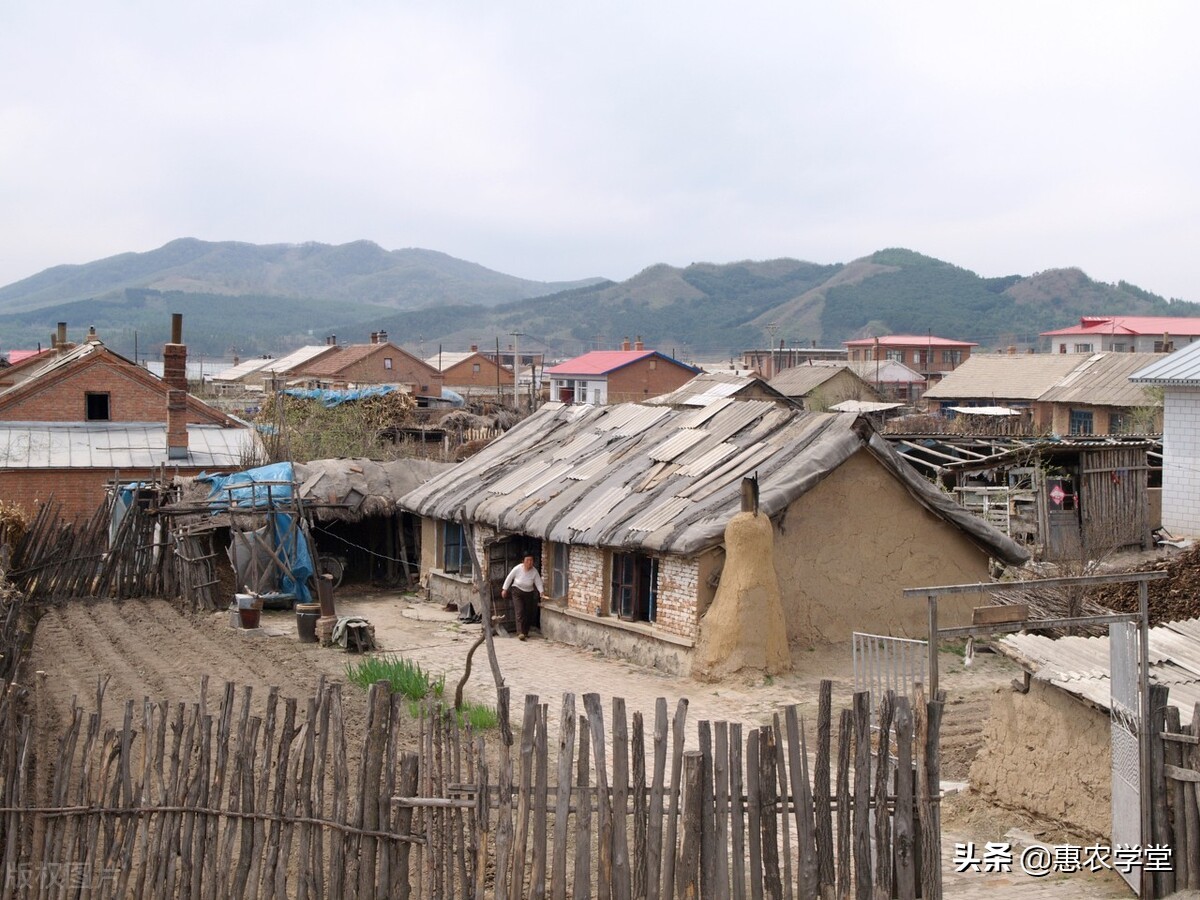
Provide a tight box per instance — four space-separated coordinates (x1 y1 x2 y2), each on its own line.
0 674 947 899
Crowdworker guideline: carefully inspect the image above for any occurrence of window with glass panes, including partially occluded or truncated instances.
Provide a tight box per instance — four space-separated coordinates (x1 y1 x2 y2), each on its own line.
442 521 472 576
610 552 659 622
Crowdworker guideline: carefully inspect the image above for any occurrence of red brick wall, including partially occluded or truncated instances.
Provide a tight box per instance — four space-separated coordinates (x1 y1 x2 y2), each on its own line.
607 358 696 403
0 361 219 424
334 347 444 397
443 356 513 388
0 466 210 522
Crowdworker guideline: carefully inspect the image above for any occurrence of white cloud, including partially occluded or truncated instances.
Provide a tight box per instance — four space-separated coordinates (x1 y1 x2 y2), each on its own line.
1 1 1198 301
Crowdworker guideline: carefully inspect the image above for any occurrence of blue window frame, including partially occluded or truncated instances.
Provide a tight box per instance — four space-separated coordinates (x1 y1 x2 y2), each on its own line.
442 521 472 576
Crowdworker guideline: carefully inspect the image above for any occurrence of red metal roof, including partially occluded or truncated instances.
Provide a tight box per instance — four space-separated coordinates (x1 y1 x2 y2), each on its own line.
546 350 658 376
6 350 48 364
1041 316 1200 337
842 334 977 348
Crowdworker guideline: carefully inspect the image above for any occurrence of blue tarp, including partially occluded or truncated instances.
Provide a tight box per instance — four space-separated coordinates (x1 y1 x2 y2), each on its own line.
197 461 314 603
283 386 398 408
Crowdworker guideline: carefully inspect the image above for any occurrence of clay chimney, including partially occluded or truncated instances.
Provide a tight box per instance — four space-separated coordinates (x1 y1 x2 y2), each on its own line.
370 331 378 344
621 337 631 351
635 336 645 351
162 313 188 392
166 389 188 460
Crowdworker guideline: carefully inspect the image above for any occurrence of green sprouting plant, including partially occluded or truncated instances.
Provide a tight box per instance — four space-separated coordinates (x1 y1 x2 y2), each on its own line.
345 655 444 701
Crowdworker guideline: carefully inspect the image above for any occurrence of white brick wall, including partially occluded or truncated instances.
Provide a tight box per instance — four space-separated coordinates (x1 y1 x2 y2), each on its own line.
1163 387 1200 536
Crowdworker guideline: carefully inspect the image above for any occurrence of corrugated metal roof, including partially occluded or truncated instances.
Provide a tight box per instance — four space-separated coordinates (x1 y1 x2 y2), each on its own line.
212 356 277 382
0 423 252 469
648 429 708 462
400 399 1031 560
1131 340 1200 385
648 372 783 407
843 335 977 347
1039 352 1163 407
999 618 1200 727
1042 316 1200 337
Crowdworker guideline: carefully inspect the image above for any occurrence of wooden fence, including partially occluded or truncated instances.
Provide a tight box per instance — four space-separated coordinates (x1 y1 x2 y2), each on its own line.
5 487 226 610
0 676 945 899
1155 682 1200 898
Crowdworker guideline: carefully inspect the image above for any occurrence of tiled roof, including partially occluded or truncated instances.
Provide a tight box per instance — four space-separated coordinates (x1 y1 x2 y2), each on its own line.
768 366 865 397
843 335 977 348
923 354 1091 401
1042 316 1200 337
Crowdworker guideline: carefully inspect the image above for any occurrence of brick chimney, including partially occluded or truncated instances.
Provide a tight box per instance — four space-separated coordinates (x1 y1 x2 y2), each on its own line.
162 313 188 392
167 389 188 460
370 332 378 344
326 334 337 346
635 336 645 351
621 337 631 351
470 344 478 352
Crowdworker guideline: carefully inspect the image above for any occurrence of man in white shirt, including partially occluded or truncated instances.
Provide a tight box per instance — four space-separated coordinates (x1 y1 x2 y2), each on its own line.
501 552 544 641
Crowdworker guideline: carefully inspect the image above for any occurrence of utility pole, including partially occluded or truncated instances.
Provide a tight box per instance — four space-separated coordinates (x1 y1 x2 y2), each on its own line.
509 331 525 411
765 323 780 378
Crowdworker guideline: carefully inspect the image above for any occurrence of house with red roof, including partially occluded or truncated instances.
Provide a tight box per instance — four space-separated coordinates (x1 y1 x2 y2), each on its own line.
545 338 700 404
1041 316 1200 354
842 334 977 385
291 331 444 399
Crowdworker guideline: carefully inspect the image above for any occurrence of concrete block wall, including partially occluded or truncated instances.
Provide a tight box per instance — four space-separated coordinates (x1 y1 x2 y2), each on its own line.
1163 388 1200 536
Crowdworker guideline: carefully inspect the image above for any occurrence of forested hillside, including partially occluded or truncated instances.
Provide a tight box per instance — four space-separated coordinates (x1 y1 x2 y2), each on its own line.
1 241 1195 361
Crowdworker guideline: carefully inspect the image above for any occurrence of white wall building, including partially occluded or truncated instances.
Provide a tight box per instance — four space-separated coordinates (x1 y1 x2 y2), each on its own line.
1132 343 1200 535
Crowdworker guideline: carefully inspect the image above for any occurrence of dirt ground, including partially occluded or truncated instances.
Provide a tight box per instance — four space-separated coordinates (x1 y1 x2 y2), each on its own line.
20 588 1133 897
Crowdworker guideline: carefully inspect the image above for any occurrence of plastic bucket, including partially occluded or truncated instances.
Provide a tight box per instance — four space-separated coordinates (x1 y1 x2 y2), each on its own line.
295 602 321 643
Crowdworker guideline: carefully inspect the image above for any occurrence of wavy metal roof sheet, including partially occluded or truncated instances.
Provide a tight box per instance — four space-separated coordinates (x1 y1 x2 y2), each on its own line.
0 422 253 469
999 618 1200 726
1131 340 1200 385
399 400 1030 561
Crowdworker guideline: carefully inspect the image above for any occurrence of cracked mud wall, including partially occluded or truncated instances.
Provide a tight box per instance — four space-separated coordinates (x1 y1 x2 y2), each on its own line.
774 449 990 645
969 678 1111 838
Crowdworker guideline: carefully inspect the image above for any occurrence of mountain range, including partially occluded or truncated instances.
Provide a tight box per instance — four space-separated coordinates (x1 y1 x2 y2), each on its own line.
0 239 1195 362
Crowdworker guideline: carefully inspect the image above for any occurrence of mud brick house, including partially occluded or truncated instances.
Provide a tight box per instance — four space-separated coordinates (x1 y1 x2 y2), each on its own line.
425 347 513 398
1042 315 1200 354
767 364 879 411
292 331 444 400
401 399 1027 673
925 351 1164 435
546 339 700 405
0 321 250 520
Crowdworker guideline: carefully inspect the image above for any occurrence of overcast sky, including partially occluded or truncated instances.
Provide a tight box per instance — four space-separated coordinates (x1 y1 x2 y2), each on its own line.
2 2 1197 301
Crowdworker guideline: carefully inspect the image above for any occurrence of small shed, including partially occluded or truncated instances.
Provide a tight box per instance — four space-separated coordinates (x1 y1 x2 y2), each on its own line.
973 619 1200 838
